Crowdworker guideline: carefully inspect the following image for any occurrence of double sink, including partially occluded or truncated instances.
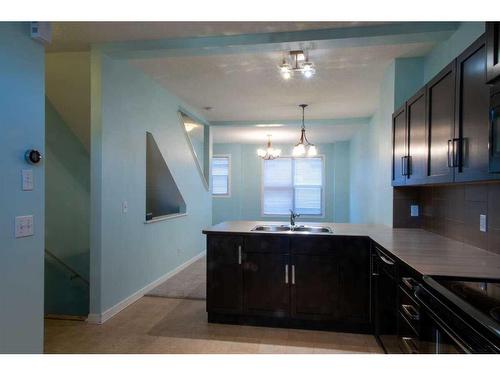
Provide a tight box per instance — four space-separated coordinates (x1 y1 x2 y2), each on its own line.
251 224 333 234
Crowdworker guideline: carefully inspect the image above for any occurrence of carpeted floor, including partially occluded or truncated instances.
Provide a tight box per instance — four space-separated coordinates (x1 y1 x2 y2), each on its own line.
146 255 206 300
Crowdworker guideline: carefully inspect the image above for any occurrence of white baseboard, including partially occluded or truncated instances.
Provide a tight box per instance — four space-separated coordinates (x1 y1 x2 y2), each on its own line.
86 251 205 324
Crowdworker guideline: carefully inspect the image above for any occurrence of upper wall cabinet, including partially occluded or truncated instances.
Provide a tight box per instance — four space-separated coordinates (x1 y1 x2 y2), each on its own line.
392 106 407 186
179 111 210 190
425 61 456 184
486 22 500 84
454 35 491 182
406 88 428 185
391 34 495 187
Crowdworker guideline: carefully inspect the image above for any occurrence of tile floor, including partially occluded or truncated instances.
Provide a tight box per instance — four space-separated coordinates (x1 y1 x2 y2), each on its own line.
44 297 383 354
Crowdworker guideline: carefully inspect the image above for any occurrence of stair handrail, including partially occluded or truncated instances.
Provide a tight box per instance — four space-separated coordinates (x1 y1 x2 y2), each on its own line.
44 248 90 287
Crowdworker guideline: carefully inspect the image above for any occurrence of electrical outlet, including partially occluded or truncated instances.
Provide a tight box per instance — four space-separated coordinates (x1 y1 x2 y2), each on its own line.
410 205 419 217
22 169 34 191
480 214 487 232
122 201 128 214
15 215 34 238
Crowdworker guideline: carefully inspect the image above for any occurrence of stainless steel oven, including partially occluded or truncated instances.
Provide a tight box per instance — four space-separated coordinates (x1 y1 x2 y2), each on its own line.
414 276 500 354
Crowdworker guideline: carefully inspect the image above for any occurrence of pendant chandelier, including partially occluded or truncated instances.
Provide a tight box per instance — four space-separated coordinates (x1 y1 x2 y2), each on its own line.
292 104 317 157
257 135 281 160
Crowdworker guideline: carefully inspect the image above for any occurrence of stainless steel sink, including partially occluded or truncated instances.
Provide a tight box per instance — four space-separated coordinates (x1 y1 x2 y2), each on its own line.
292 225 333 233
251 224 292 232
251 224 332 233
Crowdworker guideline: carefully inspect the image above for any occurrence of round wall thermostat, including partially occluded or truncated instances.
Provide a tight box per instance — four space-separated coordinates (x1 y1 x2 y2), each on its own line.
25 149 42 164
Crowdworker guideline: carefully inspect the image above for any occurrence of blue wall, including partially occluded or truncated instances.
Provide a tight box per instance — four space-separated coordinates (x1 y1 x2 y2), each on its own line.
424 22 485 82
45 99 90 316
0 22 45 353
350 62 395 226
212 142 350 224
90 52 212 316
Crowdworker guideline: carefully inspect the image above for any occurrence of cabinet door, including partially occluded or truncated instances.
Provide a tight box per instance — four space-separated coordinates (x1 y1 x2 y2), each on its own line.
243 252 290 317
486 22 500 84
291 254 339 320
336 237 371 325
455 35 493 182
426 62 456 184
242 235 290 317
406 88 428 185
290 236 370 324
206 235 243 314
392 106 407 186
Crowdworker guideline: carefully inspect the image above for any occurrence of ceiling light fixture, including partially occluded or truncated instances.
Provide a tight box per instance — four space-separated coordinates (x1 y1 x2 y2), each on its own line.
293 104 317 157
257 135 281 160
279 50 316 80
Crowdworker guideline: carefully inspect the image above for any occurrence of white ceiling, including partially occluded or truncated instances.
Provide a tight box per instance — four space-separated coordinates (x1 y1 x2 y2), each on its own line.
212 122 366 144
130 43 434 122
48 22 384 52
46 21 443 144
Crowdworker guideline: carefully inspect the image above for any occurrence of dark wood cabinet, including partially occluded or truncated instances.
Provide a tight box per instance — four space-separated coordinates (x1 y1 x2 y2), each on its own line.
337 237 371 324
455 35 492 182
486 22 500 84
392 106 407 186
426 62 456 184
291 253 338 320
391 34 499 187
206 233 371 332
206 235 243 314
290 236 340 321
242 235 290 317
406 88 428 185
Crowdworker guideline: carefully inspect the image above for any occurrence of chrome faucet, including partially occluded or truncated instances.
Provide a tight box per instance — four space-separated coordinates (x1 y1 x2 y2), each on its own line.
290 209 300 227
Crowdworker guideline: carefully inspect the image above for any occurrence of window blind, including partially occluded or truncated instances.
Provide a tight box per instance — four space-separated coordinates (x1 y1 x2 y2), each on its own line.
262 157 323 215
212 157 230 195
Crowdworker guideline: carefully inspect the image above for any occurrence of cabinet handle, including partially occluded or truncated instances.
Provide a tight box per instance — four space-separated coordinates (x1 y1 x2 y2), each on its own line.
402 277 417 291
453 138 461 168
447 139 453 168
285 264 289 284
238 245 242 265
406 155 411 176
401 304 420 321
401 337 419 354
376 248 395 265
291 265 295 285
401 156 406 176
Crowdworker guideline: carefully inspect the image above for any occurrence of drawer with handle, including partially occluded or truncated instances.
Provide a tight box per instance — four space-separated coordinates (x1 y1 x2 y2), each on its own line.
399 286 420 334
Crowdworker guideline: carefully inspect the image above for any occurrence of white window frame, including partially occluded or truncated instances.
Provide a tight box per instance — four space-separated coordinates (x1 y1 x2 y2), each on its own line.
212 154 231 198
260 155 326 218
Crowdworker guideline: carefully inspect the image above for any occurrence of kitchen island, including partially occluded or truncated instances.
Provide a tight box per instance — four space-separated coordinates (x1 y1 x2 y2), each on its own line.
202 221 500 336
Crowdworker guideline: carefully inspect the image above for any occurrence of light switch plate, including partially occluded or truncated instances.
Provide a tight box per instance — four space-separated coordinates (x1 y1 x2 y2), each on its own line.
22 169 34 191
410 205 419 217
480 214 487 232
15 215 34 238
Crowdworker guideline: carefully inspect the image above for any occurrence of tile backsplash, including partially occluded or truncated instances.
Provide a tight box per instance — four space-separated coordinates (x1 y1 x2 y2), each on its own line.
394 182 500 255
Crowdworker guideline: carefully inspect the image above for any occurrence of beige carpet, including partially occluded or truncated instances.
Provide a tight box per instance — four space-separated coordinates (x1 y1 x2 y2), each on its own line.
146 256 206 300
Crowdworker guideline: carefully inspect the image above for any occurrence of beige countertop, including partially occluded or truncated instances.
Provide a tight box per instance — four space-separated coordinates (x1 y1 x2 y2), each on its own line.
203 221 500 279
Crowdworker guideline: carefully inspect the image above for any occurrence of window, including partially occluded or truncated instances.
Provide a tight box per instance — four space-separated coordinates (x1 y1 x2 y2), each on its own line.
262 157 323 216
212 156 231 196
